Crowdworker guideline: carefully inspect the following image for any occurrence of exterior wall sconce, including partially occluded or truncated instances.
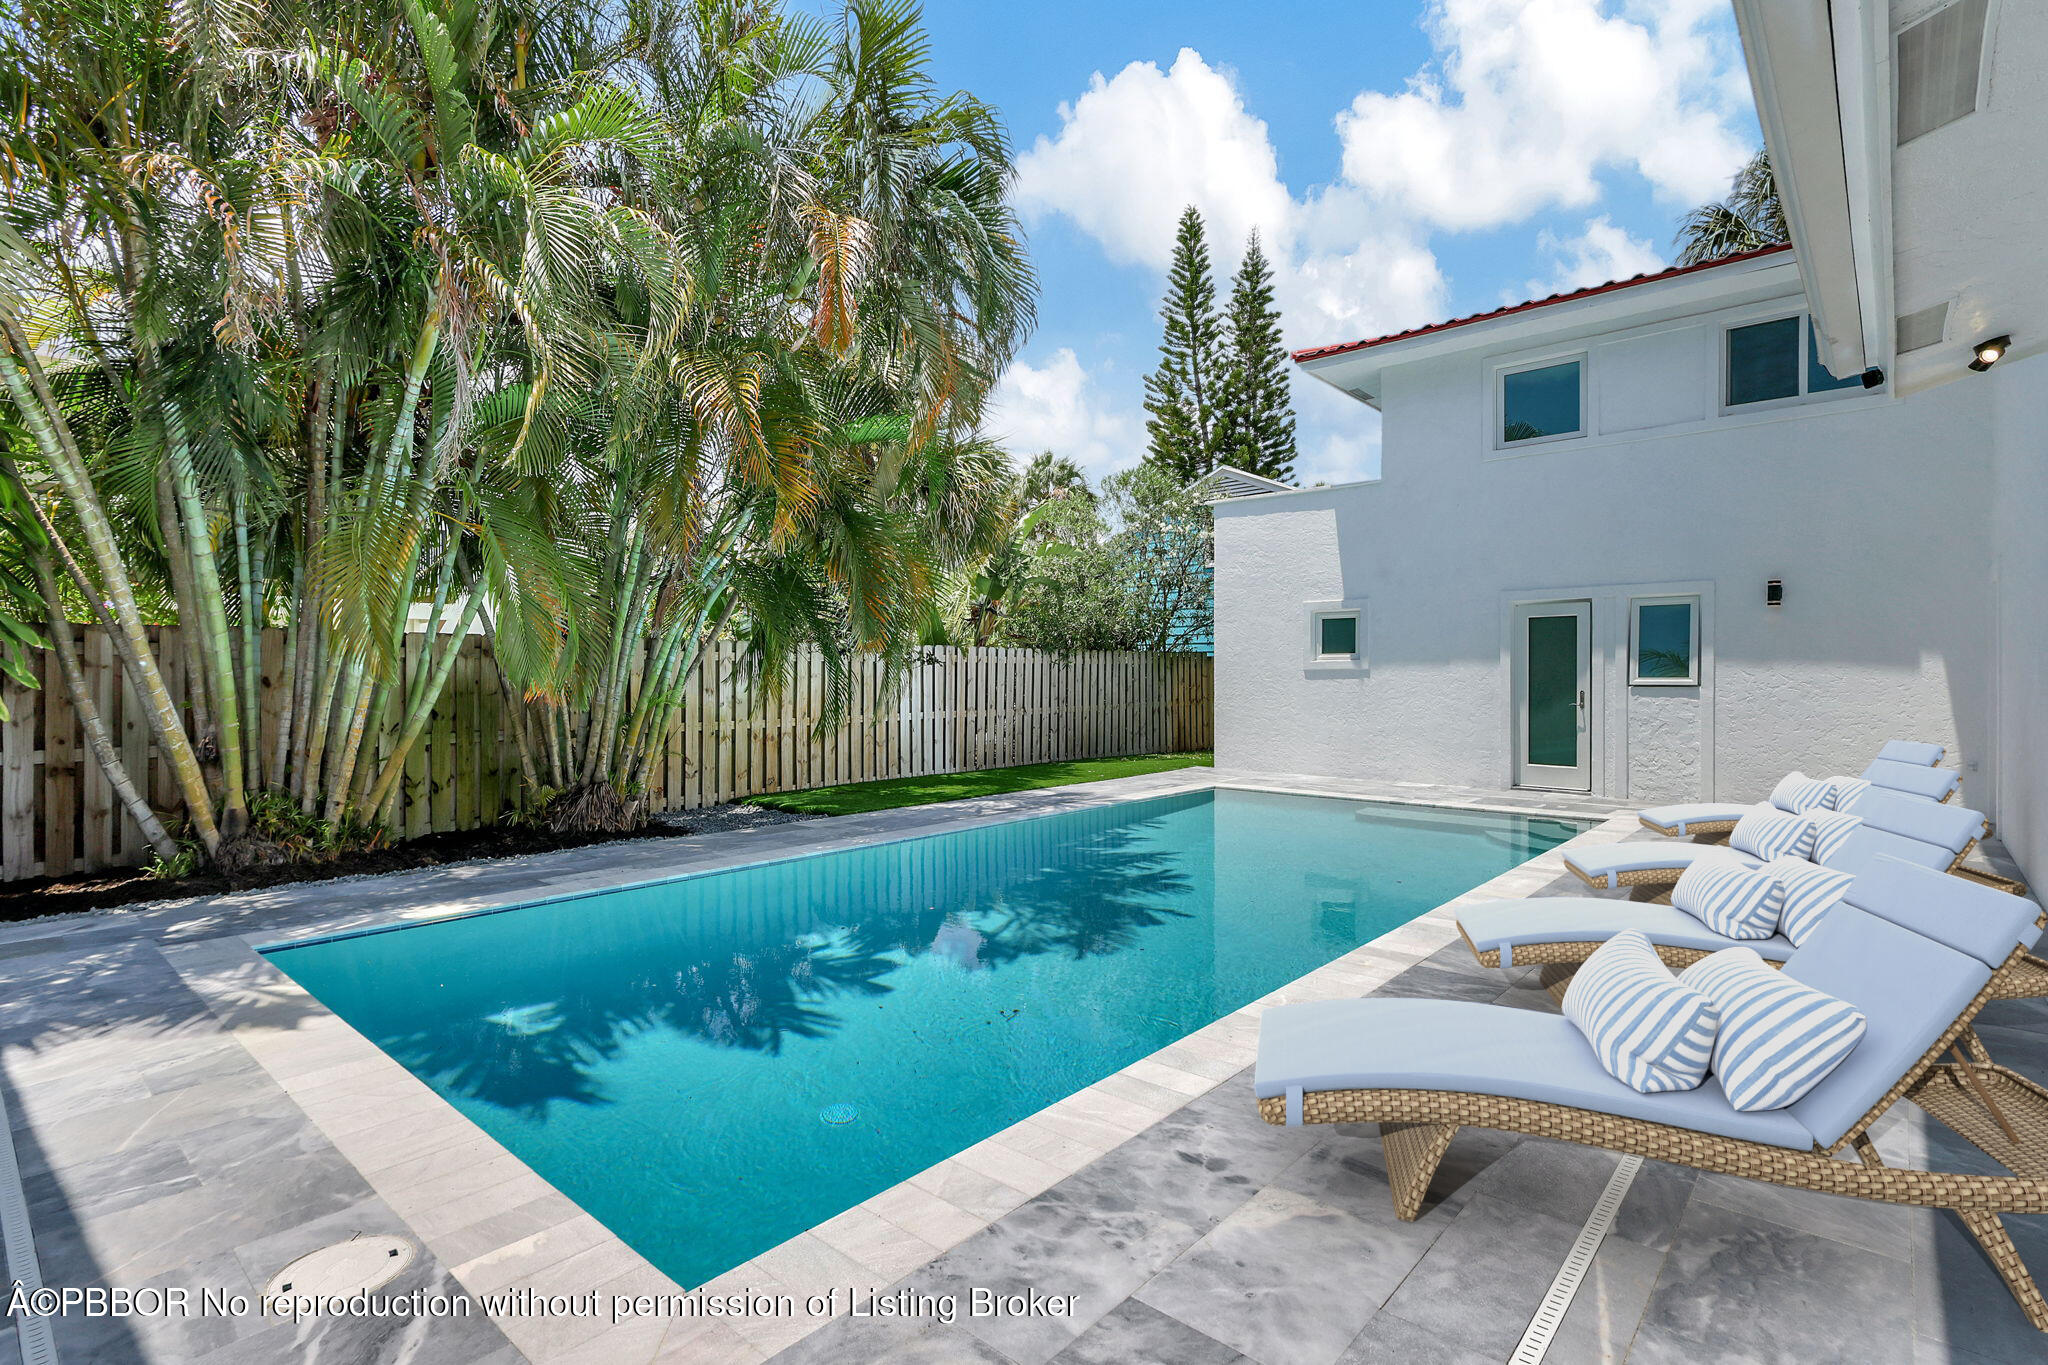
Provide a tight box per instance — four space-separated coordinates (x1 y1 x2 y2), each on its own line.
1969 335 2012 372
1766 580 1784 607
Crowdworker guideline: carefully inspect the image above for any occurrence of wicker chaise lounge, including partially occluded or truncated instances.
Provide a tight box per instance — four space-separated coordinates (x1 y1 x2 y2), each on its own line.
1254 877 2048 1331
1455 856 2048 1004
1642 757 1961 839
1564 788 2022 895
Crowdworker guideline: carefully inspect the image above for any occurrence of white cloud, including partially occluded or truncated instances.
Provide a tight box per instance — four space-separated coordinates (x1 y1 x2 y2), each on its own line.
1013 53 1449 350
984 347 1143 480
1013 50 1296 273
1524 215 1664 299
1336 0 1752 230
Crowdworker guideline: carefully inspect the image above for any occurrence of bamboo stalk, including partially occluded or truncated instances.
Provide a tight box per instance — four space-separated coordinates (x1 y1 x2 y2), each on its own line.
0 322 222 852
30 557 178 860
164 400 249 836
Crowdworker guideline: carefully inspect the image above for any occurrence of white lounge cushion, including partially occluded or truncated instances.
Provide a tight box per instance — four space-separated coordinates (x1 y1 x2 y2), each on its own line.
1784 904 1995 1146
1839 786 1986 855
1671 861 1783 940
1563 932 1719 1094
1252 998 1817 1148
1816 826 1954 878
1767 859 1857 947
1682 949 1867 1112
1768 772 1835 815
1456 899 1795 967
1640 802 1749 834
1840 855 2043 965
1877 740 1945 766
1731 806 1815 861
1861 759 1957 802
1566 843 1754 886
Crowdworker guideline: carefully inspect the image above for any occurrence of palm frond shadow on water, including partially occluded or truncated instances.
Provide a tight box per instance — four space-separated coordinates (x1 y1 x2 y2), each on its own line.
306 810 1198 1117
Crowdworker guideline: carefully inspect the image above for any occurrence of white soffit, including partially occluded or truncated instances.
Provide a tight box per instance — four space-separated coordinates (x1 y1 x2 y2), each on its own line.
1888 0 2046 393
1730 0 1873 379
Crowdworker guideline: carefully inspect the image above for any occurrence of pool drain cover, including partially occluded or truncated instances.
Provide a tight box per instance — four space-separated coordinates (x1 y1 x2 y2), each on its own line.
263 1234 416 1303
819 1102 860 1126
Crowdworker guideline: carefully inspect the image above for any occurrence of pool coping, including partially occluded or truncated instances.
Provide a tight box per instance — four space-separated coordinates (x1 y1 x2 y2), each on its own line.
121 771 1630 1363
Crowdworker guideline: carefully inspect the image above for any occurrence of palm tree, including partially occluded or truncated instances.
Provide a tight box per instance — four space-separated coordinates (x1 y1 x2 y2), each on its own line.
482 0 1035 830
1 0 1035 858
1674 150 1788 266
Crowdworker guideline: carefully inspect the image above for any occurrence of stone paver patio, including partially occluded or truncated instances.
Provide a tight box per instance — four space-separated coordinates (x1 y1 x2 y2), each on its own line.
0 768 2037 1364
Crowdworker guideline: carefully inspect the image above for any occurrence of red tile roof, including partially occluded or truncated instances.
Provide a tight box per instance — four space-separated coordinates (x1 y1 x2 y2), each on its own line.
1291 242 1794 364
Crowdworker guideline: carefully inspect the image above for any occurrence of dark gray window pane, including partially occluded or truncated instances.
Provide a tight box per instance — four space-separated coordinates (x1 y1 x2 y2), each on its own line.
1807 321 1864 392
1635 602 1694 680
1319 614 1356 657
1728 317 1800 405
1502 361 1581 442
1526 614 1578 767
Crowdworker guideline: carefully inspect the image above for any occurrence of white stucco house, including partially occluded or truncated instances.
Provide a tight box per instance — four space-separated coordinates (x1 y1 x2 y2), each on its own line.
1210 0 2046 883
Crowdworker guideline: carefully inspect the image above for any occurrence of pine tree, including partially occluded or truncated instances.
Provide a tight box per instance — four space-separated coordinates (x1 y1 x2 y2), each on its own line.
1143 206 1226 483
1215 229 1297 482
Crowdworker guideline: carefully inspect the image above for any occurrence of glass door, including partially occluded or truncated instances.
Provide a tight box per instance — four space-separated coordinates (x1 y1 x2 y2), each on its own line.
1514 601 1592 791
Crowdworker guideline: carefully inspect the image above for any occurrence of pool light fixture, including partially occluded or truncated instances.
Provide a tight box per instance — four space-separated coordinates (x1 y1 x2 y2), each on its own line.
1968 334 2011 372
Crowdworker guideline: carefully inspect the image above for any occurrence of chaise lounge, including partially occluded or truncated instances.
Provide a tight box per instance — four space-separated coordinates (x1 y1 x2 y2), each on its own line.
1641 757 1961 839
1254 863 2048 1331
1455 855 2048 1003
1562 786 2020 894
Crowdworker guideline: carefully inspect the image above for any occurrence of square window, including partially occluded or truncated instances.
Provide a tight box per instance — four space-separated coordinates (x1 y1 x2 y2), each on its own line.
1728 317 1801 406
1632 598 1699 685
1317 613 1358 659
1501 360 1583 443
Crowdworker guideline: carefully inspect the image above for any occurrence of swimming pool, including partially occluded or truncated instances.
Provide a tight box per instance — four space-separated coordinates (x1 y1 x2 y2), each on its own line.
266 788 1579 1287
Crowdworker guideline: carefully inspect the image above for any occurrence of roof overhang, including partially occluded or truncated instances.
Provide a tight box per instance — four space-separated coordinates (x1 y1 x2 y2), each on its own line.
1295 249 1801 409
1729 0 1894 383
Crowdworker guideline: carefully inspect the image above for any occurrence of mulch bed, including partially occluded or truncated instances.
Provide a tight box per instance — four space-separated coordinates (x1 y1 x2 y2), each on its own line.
0 821 683 923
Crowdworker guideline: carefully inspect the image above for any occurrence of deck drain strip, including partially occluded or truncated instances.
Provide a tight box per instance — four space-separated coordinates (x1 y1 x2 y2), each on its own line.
0 1077 58 1365
1507 1153 1643 1365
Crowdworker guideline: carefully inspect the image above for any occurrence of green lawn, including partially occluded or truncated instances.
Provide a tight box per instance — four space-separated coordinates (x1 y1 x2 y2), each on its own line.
745 751 1215 816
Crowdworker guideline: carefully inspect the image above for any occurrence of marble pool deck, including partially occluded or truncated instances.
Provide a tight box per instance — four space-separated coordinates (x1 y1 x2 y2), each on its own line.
0 768 2036 1364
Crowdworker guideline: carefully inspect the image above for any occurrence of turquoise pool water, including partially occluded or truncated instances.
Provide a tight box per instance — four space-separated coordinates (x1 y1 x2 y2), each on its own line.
266 789 1579 1287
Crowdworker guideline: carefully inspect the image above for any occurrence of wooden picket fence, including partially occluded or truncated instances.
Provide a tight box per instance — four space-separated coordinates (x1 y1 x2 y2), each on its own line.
0 626 1214 882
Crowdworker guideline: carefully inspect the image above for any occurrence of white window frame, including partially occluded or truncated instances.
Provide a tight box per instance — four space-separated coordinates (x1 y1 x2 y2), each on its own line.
1495 353 1588 450
1304 599 1366 672
1630 594 1701 686
1721 312 1876 415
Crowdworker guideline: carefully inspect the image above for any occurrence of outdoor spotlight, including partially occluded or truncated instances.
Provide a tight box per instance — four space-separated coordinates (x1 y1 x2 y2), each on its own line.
1766 580 1784 607
1969 335 2012 372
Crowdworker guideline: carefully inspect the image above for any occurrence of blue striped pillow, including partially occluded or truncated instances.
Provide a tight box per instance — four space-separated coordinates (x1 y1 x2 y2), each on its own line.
1825 777 1870 811
1765 858 1856 946
1769 772 1834 814
1562 931 1719 1094
1671 861 1783 939
1680 948 1867 1111
1806 811 1865 864
1731 806 1814 861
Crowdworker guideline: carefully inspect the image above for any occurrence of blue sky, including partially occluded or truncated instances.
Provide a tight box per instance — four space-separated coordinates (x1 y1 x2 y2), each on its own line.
903 1 1763 484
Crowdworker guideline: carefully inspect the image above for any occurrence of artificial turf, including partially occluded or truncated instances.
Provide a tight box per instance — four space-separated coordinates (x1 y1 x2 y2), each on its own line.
744 751 1214 816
